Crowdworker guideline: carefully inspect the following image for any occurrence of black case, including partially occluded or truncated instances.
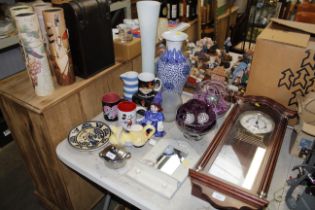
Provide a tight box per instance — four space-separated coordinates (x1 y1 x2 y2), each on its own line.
58 0 115 78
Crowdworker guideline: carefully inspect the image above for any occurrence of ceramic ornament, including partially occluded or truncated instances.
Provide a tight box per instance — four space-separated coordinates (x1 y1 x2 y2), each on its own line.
43 8 75 85
33 3 53 63
136 1 160 74
15 13 55 96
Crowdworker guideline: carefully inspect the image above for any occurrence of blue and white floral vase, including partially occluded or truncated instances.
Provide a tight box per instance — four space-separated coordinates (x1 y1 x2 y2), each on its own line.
157 31 191 121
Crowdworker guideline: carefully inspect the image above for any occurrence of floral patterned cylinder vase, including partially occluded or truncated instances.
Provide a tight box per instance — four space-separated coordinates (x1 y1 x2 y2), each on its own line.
157 31 191 121
15 13 55 96
43 8 75 85
33 3 53 64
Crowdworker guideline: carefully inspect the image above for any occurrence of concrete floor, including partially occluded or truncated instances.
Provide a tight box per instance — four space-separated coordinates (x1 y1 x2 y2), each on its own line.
0 141 135 210
0 141 45 210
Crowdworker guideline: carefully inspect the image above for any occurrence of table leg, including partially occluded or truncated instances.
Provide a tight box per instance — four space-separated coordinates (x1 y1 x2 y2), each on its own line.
103 193 112 210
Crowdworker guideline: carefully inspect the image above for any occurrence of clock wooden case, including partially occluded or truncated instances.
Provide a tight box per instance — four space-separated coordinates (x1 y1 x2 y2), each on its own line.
189 95 296 210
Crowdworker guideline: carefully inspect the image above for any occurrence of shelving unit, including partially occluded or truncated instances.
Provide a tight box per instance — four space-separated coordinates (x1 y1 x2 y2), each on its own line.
246 0 281 44
197 0 238 48
0 0 131 51
110 0 131 19
0 35 18 50
232 0 283 52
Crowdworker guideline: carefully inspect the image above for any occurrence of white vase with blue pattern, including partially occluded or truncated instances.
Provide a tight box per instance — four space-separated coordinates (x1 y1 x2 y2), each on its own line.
157 31 191 121
120 71 138 100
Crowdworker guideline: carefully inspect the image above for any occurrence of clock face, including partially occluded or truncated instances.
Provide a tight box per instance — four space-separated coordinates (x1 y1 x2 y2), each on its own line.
239 111 275 135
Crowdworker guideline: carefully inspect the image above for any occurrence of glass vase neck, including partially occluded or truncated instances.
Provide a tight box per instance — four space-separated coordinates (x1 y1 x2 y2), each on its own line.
166 40 183 51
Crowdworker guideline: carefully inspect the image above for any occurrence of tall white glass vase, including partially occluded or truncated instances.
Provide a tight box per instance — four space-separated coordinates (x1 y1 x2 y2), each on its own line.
136 1 160 74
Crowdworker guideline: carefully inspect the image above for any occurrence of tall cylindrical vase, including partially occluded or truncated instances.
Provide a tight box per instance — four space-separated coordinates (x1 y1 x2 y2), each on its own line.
136 1 160 74
31 0 45 6
15 12 55 97
51 0 71 4
10 5 33 19
43 8 75 85
33 3 53 67
157 31 191 121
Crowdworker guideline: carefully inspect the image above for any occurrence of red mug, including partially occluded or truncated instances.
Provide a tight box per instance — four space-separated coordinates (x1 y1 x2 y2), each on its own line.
102 92 121 121
117 101 145 130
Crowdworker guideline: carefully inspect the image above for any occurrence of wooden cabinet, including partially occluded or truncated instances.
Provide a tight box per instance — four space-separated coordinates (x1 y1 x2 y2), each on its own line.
0 62 133 210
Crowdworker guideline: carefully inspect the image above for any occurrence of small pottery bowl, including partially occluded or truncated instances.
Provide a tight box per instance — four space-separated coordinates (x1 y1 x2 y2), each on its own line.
176 99 216 141
99 145 131 169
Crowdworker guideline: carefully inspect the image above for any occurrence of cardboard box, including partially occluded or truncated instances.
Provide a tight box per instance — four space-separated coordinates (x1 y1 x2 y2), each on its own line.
114 38 141 62
246 19 315 111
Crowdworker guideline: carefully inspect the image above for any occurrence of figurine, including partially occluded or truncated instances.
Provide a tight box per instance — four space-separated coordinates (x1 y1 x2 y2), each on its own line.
139 92 165 137
238 49 254 64
186 42 197 57
190 67 205 83
196 37 214 53
232 62 248 83
157 43 166 57
224 37 232 53
210 66 227 83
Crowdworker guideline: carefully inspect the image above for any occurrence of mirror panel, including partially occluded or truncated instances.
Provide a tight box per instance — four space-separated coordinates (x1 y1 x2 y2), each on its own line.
208 140 266 190
156 146 187 175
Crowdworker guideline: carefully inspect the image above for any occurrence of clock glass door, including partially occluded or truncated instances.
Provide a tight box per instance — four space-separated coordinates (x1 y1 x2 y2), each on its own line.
207 106 276 191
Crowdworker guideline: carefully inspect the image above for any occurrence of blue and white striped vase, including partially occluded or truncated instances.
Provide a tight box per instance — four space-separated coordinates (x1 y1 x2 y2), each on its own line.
157 31 191 121
120 71 138 100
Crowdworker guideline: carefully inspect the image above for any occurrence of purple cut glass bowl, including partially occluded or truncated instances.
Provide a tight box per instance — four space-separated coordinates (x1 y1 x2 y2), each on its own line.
176 99 216 141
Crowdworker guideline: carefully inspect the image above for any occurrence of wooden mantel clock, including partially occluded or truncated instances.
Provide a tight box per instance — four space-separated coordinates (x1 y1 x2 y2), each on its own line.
189 95 297 210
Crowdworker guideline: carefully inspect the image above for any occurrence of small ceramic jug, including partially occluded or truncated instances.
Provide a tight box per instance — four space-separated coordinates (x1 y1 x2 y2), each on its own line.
120 71 139 100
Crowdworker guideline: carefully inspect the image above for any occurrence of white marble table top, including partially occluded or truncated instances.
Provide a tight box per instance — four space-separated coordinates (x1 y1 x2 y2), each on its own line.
56 96 301 210
57 93 218 210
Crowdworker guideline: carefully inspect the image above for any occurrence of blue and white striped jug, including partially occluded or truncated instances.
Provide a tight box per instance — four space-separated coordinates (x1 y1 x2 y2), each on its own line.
120 71 139 100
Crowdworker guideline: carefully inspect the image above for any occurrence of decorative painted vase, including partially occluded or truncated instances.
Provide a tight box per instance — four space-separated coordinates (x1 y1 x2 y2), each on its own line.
15 12 55 97
33 3 53 65
157 31 191 121
43 8 75 85
136 1 160 74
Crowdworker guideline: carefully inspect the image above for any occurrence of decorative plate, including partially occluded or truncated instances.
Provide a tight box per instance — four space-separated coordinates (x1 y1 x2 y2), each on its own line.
68 121 111 151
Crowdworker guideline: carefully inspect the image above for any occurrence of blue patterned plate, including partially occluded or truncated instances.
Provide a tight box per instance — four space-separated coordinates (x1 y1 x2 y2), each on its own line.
68 121 111 151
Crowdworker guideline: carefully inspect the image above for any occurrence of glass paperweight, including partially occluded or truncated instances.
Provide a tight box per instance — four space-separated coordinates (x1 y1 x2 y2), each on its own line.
193 80 230 117
176 99 216 141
